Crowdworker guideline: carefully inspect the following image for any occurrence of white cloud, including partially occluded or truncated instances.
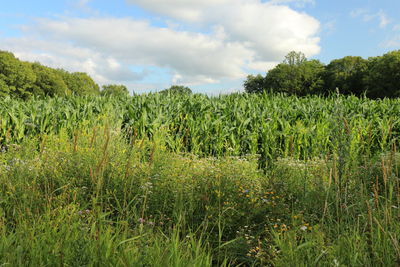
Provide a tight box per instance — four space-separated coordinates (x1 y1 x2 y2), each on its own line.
2 36 146 84
71 0 98 15
125 0 230 22
76 0 91 7
322 20 336 35
247 61 280 72
377 10 389 28
1 0 321 90
126 0 320 60
268 0 315 8
206 2 320 60
4 17 252 84
381 36 400 48
350 8 368 18
351 8 390 29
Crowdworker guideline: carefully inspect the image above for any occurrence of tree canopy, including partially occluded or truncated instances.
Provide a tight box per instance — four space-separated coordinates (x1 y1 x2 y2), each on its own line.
244 50 400 98
57 70 100 96
323 56 368 96
246 51 325 96
2 49 400 100
31 63 70 97
160 85 192 95
243 74 265 94
364 51 400 98
0 50 100 99
101 84 129 97
0 51 36 99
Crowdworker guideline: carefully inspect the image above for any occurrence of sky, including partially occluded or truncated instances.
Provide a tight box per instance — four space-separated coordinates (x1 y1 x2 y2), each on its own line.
0 0 399 94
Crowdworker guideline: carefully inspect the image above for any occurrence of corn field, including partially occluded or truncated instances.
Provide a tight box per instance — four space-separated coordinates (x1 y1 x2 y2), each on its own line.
1 93 399 161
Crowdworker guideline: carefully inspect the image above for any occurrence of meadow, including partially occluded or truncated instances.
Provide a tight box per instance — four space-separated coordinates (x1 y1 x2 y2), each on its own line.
0 93 399 266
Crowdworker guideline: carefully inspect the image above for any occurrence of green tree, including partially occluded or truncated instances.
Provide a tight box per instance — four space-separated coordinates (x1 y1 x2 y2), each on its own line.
160 85 192 95
101 84 129 97
58 70 100 96
300 60 326 95
0 51 36 98
364 50 400 98
283 50 307 66
323 56 368 96
31 63 70 97
264 51 325 95
243 74 265 93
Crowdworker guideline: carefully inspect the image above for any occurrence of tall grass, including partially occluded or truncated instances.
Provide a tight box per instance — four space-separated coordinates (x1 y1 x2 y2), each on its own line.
0 93 399 266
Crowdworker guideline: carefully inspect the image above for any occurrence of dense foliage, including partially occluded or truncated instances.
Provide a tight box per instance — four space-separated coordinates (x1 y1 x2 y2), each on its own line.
1 93 399 163
159 85 193 95
2 49 400 99
0 50 100 98
323 56 368 96
0 51 36 98
245 50 400 98
0 94 399 266
100 84 129 97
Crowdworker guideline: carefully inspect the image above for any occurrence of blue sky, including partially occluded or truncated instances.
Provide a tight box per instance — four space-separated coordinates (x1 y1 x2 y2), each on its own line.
1 0 399 94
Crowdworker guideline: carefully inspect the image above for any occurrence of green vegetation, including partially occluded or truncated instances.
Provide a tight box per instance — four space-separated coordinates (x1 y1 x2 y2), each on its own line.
1 93 399 159
0 48 399 266
0 51 36 99
245 50 400 98
2 49 400 100
263 51 325 96
323 56 368 96
160 85 193 95
0 50 100 98
100 84 129 97
0 93 399 266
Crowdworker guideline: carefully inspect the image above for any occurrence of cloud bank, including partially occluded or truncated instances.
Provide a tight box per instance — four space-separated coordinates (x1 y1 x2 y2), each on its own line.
1 0 321 91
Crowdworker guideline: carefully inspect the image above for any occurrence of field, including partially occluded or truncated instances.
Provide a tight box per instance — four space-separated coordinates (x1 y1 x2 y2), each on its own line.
0 93 399 266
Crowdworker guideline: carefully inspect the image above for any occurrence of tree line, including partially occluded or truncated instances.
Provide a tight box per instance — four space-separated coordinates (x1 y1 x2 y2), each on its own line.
244 50 400 98
2 49 399 99
0 50 129 98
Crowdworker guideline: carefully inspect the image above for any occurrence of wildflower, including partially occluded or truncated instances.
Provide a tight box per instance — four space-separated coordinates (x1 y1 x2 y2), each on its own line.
333 259 340 267
138 218 145 224
0 145 7 153
300 225 307 231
